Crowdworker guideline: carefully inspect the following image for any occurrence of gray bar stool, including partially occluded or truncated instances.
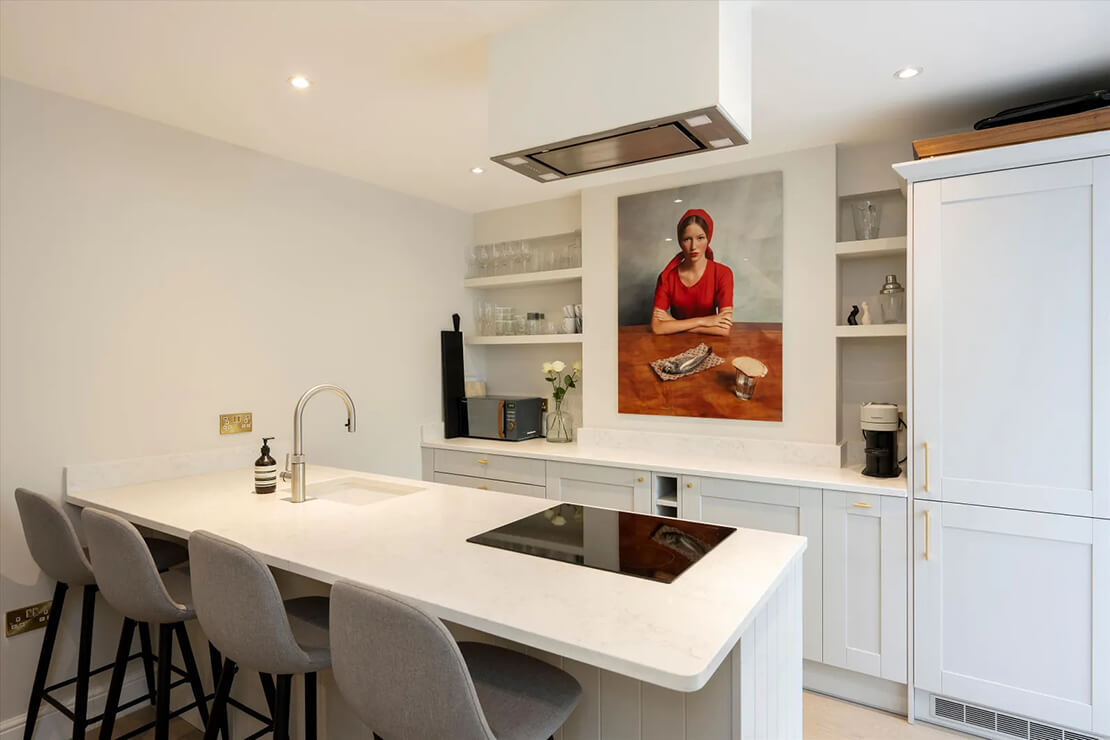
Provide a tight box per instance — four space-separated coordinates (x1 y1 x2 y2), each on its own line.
14 488 187 740
329 579 582 740
188 530 331 740
82 508 212 740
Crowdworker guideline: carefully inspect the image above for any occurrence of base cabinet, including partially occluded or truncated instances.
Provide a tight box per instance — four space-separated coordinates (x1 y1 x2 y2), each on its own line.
914 501 1108 735
545 461 651 513
822 492 906 682
684 476 824 663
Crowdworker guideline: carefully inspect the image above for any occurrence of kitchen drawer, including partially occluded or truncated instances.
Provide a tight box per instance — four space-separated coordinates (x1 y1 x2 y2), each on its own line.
432 449 546 486
433 472 546 498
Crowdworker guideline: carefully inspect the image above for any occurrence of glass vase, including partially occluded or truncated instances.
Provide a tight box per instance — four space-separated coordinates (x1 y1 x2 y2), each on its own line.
546 400 573 443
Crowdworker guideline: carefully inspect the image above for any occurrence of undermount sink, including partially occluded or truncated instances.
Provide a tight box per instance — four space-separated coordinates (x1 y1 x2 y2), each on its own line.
284 476 423 506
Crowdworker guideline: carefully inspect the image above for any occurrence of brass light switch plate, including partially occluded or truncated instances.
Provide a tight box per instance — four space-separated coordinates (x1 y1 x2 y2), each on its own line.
5 600 52 638
219 412 253 435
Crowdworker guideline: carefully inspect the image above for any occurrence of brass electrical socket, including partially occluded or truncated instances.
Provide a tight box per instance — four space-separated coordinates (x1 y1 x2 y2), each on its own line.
5 599 52 638
219 412 253 435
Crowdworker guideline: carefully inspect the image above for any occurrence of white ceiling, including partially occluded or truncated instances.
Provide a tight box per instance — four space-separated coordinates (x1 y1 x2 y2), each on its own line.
2 1 1108 213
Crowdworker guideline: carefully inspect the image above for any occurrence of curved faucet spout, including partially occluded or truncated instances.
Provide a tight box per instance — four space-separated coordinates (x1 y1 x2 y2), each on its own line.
288 384 357 503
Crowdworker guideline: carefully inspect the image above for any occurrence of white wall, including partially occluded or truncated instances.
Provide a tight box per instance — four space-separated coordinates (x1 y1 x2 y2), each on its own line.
470 197 583 427
581 146 838 443
0 79 470 725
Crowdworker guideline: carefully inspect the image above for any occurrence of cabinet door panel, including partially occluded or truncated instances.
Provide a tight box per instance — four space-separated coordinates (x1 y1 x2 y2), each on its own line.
545 462 650 512
913 158 1108 517
915 502 1108 733
687 477 823 662
432 472 546 498
823 492 906 682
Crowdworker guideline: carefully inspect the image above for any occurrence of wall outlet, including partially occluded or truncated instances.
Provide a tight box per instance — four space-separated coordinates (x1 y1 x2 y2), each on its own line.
219 412 253 435
5 599 52 638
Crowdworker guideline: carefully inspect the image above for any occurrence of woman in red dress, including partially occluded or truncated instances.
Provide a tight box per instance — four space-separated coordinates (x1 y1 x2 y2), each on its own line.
651 208 734 336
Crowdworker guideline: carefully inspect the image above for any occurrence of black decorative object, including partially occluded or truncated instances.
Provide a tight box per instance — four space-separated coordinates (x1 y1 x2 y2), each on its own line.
440 313 467 438
847 305 860 326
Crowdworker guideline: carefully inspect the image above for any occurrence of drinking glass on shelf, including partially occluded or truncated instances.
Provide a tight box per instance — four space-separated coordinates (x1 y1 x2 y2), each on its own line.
521 241 533 272
568 235 582 268
508 241 523 274
475 244 489 277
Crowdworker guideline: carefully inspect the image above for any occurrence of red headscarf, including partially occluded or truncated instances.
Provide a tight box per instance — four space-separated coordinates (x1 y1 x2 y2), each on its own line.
661 208 715 276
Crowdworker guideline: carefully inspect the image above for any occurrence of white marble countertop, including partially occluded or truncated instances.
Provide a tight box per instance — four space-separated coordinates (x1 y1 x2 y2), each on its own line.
422 435 908 497
65 465 805 692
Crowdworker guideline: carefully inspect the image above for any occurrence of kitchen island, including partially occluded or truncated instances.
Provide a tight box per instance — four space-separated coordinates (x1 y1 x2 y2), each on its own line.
66 462 805 740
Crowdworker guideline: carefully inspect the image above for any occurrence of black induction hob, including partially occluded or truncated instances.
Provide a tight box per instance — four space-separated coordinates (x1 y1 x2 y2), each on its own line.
467 504 736 584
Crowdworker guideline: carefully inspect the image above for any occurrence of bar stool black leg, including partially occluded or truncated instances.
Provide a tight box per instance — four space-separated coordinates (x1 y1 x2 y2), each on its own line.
207 644 229 740
259 673 276 717
98 617 137 740
174 623 211 726
155 623 174 740
23 581 67 740
304 672 317 740
203 659 236 740
138 622 158 705
71 584 97 740
273 674 292 740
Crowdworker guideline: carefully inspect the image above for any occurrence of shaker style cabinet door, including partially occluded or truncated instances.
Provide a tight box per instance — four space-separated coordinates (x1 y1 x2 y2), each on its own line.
914 501 1108 734
912 156 1109 518
684 477 823 662
545 462 651 513
822 492 906 682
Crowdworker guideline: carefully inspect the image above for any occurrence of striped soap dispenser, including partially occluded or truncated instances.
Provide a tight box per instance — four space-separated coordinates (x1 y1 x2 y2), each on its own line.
254 437 277 494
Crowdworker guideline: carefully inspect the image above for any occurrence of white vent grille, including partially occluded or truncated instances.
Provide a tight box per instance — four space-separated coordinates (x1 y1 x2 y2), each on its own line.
1031 723 1063 740
998 714 1030 738
931 695 1098 740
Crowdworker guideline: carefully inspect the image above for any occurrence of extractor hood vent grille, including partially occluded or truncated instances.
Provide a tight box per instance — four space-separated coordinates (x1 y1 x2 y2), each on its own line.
492 106 747 183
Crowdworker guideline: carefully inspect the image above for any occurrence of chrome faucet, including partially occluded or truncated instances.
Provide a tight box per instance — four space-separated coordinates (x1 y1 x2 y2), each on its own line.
281 384 357 503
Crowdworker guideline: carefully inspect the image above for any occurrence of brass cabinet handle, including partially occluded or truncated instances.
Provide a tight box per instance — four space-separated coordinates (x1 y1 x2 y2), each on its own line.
923 442 930 492
852 502 872 509
477 459 488 464
478 485 489 490
637 477 644 482
925 510 931 560
686 482 693 488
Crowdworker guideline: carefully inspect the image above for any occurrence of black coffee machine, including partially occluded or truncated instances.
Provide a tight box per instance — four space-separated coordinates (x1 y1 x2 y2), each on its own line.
860 402 901 478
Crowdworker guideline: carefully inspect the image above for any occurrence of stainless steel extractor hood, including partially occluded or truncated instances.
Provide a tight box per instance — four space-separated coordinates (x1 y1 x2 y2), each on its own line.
492 106 747 183
489 1 752 183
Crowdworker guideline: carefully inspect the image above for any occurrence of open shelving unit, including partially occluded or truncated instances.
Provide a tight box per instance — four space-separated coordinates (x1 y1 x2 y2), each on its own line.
466 334 583 346
835 324 907 338
834 143 910 468
464 267 582 289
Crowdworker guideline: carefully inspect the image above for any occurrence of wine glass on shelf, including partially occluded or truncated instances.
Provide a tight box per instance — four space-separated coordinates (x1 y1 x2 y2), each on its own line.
520 241 533 273
476 244 490 277
505 242 520 275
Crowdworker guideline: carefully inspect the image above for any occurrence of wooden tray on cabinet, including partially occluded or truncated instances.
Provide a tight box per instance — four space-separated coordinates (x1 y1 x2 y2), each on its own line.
913 107 1110 159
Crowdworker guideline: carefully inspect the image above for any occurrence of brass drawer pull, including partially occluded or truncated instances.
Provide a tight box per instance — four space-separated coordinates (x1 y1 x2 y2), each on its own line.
686 482 693 488
636 477 644 482
478 485 489 490
852 502 872 509
476 459 488 464
923 442 930 492
925 510 931 560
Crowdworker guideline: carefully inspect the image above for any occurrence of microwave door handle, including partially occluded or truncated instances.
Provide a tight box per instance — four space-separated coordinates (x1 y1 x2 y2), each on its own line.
498 400 506 439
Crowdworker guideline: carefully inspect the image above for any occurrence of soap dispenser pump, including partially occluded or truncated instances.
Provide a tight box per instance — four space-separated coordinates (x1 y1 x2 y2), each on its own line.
254 437 277 494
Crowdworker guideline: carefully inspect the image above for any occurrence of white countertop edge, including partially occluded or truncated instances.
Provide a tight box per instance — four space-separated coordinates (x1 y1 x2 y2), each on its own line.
421 437 907 497
64 467 808 693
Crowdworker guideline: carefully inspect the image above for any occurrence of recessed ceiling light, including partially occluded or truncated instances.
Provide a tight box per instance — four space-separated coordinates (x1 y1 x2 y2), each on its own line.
673 199 683 203
470 167 484 174
894 66 922 80
665 238 673 242
289 75 311 89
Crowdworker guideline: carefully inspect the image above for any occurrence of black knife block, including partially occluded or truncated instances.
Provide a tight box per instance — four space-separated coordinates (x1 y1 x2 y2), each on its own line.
441 314 467 438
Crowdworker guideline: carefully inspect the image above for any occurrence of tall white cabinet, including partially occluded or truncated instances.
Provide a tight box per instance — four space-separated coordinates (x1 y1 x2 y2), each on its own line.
897 133 1109 738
